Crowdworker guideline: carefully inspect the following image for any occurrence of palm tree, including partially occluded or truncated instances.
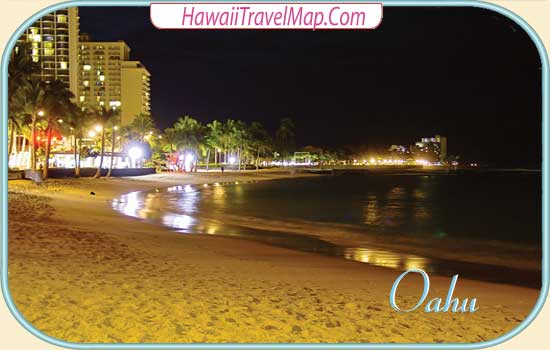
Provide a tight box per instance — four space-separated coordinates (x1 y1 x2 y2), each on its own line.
93 106 120 178
173 116 204 172
8 43 38 167
221 119 237 164
42 80 74 179
161 127 179 170
206 120 224 165
249 121 271 169
129 113 155 142
14 79 46 171
276 117 296 159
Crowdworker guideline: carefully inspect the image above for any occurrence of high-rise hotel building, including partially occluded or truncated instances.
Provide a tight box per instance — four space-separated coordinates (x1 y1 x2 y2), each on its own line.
120 61 151 125
16 7 80 96
16 9 151 126
78 36 151 125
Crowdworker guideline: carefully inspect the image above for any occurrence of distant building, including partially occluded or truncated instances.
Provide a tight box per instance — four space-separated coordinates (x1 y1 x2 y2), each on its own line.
388 145 407 153
78 37 151 125
16 8 80 96
414 135 447 162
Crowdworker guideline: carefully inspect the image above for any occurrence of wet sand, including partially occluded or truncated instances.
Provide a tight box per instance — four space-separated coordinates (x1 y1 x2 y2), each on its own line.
7 171 541 343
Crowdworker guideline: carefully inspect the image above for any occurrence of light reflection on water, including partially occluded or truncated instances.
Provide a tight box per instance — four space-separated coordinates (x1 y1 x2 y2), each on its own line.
111 182 435 273
343 248 429 271
110 176 541 288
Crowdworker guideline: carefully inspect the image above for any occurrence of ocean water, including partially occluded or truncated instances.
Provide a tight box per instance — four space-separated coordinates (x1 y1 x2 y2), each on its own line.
112 172 542 287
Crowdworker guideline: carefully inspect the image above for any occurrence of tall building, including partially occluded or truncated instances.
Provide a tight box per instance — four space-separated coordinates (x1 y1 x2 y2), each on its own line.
121 61 151 125
78 40 130 111
78 37 150 125
415 135 447 162
16 7 80 96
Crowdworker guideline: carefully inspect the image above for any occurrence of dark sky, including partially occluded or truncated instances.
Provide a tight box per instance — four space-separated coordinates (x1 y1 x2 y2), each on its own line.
79 6 542 167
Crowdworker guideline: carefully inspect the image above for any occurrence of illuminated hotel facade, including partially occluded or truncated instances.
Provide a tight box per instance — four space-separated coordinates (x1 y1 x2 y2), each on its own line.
415 135 448 162
16 7 80 96
78 36 151 125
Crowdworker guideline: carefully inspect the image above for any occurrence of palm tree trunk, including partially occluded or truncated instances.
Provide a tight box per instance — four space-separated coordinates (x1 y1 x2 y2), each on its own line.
205 148 211 172
238 146 242 172
94 129 106 178
7 121 15 162
106 128 116 178
256 148 261 170
43 124 53 179
73 135 79 177
30 115 37 171
76 138 82 177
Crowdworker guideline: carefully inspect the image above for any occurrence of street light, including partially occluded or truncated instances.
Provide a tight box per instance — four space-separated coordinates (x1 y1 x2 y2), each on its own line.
113 125 119 131
94 124 102 132
88 130 96 138
57 119 63 123
128 147 143 160
37 110 45 117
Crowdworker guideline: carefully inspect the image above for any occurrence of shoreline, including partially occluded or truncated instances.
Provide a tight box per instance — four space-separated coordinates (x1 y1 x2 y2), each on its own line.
7 171 542 343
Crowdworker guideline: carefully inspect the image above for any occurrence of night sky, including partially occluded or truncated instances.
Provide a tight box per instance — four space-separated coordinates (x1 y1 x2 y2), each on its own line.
79 6 542 167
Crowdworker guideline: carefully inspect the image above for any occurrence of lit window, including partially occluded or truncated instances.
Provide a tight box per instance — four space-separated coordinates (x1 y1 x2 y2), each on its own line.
59 62 67 69
83 80 89 87
31 34 41 42
79 96 85 102
44 48 54 56
99 75 105 81
99 101 105 107
57 14 67 23
83 64 91 70
44 42 53 48
32 56 39 63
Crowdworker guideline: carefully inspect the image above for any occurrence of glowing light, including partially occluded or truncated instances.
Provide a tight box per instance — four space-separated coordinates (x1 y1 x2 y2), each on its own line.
94 124 102 132
184 153 194 172
87 130 96 138
128 147 143 160
57 119 63 123
113 125 119 131
37 110 45 117
369 158 376 164
228 156 236 164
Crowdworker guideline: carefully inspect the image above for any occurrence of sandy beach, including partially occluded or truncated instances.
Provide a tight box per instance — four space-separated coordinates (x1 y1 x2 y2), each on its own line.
7 170 541 343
